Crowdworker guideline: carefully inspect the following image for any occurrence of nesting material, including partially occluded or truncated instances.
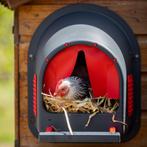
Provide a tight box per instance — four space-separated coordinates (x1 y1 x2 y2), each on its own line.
42 93 119 113
42 92 124 127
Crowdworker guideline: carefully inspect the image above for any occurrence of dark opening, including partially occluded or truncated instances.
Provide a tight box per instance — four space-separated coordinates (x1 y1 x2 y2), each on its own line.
71 51 91 86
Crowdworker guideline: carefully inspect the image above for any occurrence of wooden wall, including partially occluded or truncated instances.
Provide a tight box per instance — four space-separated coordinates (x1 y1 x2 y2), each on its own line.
14 0 147 146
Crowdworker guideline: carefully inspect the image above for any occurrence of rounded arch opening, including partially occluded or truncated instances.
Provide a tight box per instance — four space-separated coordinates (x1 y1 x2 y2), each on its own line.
42 44 120 99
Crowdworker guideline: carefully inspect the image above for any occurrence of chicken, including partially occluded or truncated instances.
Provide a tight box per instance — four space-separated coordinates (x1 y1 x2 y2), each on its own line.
54 76 90 100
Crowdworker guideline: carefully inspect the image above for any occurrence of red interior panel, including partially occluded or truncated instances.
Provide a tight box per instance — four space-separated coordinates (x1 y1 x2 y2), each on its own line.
43 44 120 99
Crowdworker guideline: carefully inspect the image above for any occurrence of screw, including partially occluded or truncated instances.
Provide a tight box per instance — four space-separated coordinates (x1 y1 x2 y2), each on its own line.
64 43 70 47
29 54 33 60
46 57 49 63
135 54 139 58
93 43 97 47
113 58 117 63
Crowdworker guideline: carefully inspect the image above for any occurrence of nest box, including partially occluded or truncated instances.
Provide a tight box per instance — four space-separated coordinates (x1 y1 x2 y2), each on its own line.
28 4 141 143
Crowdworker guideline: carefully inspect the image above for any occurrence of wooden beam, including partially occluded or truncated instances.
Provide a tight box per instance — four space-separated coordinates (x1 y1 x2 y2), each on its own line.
14 8 20 147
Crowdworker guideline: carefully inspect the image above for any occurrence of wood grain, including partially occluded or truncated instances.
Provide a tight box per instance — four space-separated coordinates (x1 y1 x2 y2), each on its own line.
18 1 147 35
14 8 20 146
30 0 147 6
138 36 147 72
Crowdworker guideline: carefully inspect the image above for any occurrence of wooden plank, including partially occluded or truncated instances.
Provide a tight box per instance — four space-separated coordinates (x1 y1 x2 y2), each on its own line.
18 1 147 35
141 73 147 110
14 8 20 147
138 36 147 72
30 0 147 6
19 42 28 73
18 5 62 35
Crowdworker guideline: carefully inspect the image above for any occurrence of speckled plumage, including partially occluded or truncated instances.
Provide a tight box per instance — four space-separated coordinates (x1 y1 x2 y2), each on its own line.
55 76 89 100
64 76 89 99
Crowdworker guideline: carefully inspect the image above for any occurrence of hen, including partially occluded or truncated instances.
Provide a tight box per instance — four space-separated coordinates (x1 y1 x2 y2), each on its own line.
54 76 90 100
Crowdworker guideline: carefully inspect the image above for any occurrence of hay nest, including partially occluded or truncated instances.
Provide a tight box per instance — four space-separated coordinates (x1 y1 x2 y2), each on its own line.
42 93 119 114
42 93 127 128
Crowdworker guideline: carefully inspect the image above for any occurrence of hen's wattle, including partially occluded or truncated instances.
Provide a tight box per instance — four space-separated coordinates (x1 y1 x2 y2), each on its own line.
54 76 89 100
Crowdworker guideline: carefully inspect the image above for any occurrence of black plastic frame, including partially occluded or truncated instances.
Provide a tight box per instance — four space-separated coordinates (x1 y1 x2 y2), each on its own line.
28 4 141 143
38 42 123 141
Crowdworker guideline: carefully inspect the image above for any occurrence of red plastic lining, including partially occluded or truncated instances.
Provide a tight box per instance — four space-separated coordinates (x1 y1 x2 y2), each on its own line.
33 74 37 117
127 74 134 117
43 44 120 99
